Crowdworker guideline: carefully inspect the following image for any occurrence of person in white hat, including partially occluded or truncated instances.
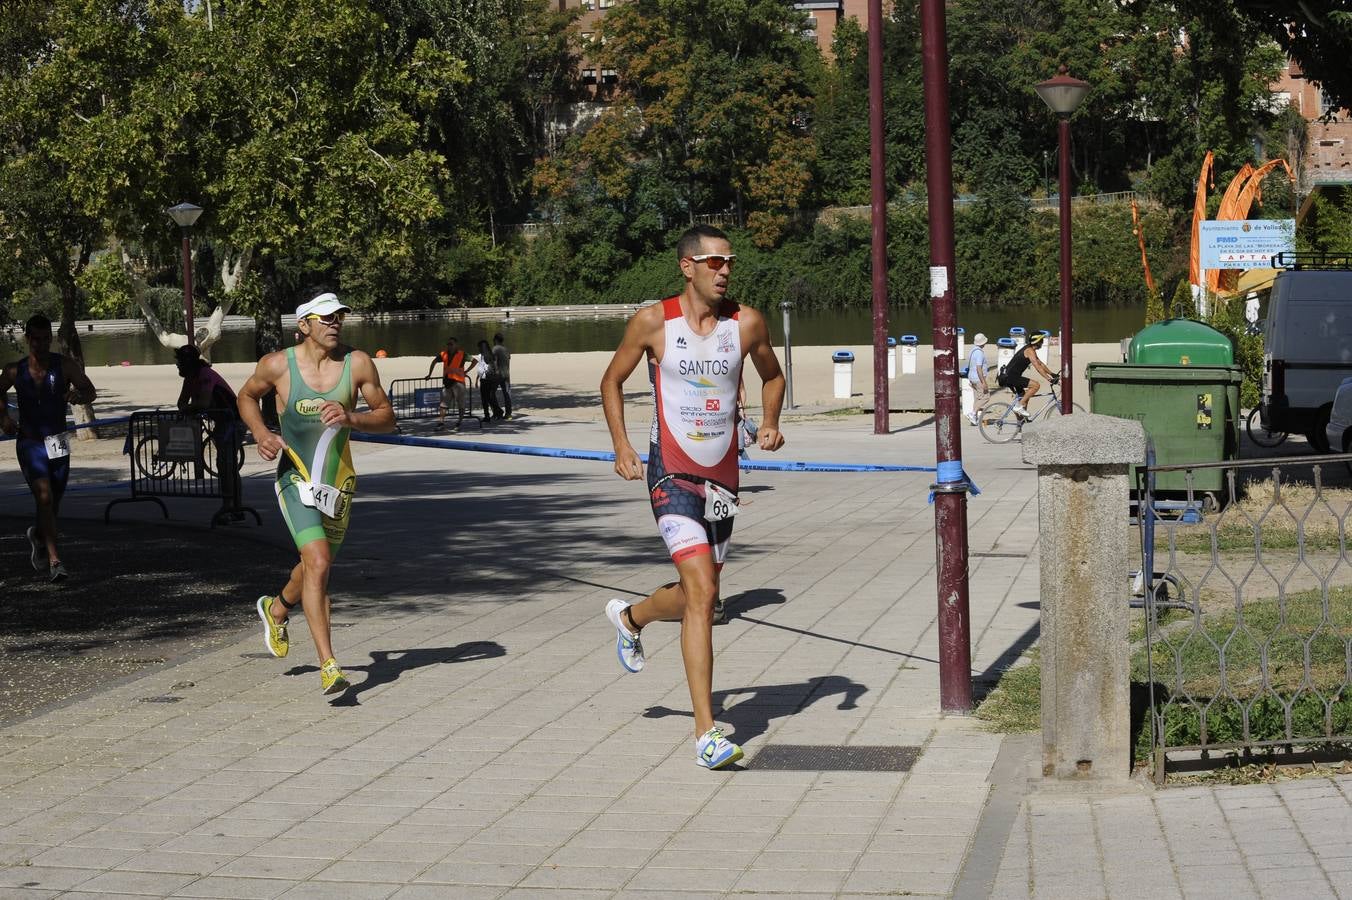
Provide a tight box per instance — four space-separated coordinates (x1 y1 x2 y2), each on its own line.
236 291 396 697
966 333 991 426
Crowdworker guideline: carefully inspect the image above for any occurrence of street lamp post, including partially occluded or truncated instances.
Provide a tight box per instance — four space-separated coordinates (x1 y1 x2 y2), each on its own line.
1034 67 1090 415
167 202 204 347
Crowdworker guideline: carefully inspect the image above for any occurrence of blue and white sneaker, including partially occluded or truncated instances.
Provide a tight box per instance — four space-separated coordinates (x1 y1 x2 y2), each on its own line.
604 598 644 673
695 727 743 770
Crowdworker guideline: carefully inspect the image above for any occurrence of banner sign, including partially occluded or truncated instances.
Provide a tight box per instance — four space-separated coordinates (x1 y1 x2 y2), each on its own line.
1199 219 1295 270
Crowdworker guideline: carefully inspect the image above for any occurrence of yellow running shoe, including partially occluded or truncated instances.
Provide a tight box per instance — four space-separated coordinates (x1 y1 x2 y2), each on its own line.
256 596 289 658
319 658 349 695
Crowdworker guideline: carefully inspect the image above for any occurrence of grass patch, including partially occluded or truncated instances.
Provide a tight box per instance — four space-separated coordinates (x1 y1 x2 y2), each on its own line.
1163 523 1341 554
975 651 1040 733
978 587 1352 765
1136 585 1352 753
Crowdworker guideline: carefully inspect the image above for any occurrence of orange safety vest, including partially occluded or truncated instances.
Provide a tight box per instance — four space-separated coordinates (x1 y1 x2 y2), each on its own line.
439 349 467 384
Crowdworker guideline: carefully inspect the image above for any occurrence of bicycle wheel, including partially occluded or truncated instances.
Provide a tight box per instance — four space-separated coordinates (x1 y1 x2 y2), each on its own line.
978 403 1022 444
1246 407 1287 448
134 436 176 480
1043 401 1087 418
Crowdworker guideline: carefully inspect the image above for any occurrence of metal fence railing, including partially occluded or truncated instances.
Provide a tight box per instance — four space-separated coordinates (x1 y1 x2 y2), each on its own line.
387 377 481 427
1138 446 1352 782
106 409 261 527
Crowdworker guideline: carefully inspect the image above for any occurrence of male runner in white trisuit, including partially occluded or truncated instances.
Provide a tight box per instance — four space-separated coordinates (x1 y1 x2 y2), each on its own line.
600 224 786 770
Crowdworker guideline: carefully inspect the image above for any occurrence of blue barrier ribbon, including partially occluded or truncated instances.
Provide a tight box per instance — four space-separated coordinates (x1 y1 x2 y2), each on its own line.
350 431 937 474
1 417 937 477
928 458 981 503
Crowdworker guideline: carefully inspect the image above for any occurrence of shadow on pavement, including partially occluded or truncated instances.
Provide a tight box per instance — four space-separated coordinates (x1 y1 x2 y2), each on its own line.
643 674 868 747
721 587 787 620
0 513 295 725
283 642 507 707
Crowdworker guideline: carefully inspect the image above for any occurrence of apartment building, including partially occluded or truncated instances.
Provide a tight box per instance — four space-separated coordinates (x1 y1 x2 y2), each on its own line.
1270 60 1352 189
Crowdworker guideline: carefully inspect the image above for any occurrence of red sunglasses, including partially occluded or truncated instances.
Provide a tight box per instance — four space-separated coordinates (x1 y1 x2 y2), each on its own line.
685 253 736 271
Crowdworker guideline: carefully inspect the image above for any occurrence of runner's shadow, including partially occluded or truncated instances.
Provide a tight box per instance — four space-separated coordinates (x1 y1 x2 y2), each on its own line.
643 674 867 748
721 588 787 620
285 641 506 706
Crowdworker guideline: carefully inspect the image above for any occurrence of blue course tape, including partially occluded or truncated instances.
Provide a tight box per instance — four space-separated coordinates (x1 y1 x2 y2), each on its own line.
928 457 981 503
350 431 935 474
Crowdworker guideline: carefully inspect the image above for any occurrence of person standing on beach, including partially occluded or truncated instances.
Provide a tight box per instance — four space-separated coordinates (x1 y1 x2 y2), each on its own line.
0 314 97 582
237 292 395 695
599 224 786 770
475 338 504 422
426 337 470 431
492 333 512 420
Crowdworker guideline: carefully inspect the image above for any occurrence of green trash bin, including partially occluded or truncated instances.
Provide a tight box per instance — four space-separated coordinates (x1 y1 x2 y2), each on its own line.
1087 363 1243 493
1128 318 1234 366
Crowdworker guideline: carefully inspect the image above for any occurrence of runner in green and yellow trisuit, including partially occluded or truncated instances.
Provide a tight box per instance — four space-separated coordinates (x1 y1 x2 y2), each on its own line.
237 292 395 696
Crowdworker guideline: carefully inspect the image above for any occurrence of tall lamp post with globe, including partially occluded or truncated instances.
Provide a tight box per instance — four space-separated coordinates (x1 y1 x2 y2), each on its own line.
166 202 204 348
1034 67 1090 414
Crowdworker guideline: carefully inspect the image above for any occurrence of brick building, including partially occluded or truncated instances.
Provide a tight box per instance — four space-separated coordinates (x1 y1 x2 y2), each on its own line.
1270 60 1352 191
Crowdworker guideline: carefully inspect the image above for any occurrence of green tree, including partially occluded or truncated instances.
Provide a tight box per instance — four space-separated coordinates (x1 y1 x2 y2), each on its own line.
1145 285 1166 324
0 0 161 359
1171 279 1197 320
540 0 820 248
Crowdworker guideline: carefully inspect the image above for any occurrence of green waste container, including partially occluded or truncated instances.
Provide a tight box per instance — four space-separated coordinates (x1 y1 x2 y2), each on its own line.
1087 363 1243 493
1128 318 1234 366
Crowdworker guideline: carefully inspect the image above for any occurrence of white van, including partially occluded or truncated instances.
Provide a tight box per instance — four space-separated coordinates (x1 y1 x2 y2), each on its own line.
1261 267 1352 451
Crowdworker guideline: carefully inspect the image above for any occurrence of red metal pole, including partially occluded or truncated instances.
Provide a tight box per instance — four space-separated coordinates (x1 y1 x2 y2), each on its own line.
868 0 889 435
919 0 971 713
1057 116 1073 414
180 231 196 348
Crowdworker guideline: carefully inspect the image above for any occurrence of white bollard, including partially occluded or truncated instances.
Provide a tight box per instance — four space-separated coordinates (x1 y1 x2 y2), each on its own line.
832 350 854 399
997 337 1016 371
1036 330 1051 366
900 335 918 375
956 327 965 362
887 337 896 380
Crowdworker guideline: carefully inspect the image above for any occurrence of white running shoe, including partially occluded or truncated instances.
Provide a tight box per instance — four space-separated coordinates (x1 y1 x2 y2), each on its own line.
1013 404 1031 420
695 726 743 769
604 598 644 673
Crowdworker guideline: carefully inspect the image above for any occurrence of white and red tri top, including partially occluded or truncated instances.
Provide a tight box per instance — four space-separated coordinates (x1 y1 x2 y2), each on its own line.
648 295 743 491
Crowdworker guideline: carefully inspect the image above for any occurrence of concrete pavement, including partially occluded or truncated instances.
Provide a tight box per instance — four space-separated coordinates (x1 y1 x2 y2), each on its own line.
2 404 1350 898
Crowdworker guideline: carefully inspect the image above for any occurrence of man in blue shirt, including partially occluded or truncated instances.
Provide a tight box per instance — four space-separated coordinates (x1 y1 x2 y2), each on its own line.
966 333 990 426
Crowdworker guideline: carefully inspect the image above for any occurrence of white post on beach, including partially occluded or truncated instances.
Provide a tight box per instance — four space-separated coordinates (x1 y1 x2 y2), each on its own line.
781 300 794 409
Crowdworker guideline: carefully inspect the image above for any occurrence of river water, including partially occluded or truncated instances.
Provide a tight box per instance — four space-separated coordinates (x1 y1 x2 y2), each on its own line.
9 302 1148 366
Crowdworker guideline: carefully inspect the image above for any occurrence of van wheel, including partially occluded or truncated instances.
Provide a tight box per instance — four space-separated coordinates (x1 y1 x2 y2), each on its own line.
1308 405 1333 454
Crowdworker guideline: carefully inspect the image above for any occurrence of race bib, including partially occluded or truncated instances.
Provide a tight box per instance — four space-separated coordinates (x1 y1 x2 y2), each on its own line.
297 481 341 518
43 433 71 460
704 482 739 522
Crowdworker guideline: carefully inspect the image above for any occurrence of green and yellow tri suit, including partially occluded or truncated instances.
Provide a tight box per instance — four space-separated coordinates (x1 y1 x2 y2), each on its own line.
274 347 357 553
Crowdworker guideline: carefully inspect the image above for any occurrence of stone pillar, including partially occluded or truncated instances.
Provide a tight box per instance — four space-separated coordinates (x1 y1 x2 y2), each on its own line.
1023 413 1146 781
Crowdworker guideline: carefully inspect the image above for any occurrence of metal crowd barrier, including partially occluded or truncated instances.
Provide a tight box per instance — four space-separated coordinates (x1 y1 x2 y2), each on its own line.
387 376 480 427
105 409 261 527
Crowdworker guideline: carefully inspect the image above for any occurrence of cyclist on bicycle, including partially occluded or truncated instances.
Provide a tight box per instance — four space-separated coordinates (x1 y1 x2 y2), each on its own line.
997 332 1058 419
